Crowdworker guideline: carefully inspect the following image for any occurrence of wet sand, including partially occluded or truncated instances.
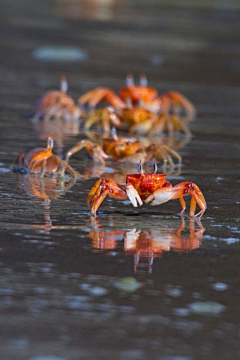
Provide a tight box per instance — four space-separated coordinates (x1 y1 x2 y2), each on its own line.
0 1 240 359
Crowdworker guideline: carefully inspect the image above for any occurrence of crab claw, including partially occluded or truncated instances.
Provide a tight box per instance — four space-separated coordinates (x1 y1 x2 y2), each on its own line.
126 183 143 207
145 187 172 206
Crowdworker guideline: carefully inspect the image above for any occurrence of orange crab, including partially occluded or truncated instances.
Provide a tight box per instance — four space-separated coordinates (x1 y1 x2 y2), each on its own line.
65 129 181 167
32 76 81 121
12 136 78 177
79 74 195 136
83 105 158 136
79 74 196 116
84 106 192 137
87 161 206 218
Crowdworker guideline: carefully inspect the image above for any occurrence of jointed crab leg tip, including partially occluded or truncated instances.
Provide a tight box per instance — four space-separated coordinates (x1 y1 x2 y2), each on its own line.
194 209 206 219
90 211 97 217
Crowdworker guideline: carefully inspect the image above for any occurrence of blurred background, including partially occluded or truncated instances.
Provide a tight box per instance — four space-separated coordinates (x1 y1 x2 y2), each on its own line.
0 1 240 360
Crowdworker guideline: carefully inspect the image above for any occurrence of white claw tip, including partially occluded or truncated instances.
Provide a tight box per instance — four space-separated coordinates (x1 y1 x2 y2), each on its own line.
126 183 143 207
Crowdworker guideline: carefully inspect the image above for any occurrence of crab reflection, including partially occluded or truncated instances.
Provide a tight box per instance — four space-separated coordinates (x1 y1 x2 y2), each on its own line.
12 173 78 234
55 0 122 21
13 173 77 202
88 217 205 273
32 117 81 156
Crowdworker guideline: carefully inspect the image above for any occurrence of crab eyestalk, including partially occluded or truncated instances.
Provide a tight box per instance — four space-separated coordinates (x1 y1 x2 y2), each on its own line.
137 160 143 174
110 127 118 141
139 73 148 87
153 159 158 174
125 97 133 107
125 73 134 87
47 135 54 150
60 75 68 93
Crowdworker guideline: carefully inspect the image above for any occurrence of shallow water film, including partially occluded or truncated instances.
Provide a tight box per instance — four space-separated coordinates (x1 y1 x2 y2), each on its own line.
0 1 240 359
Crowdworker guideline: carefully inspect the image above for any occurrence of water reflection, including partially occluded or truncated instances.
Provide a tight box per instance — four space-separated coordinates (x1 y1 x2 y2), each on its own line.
32 117 81 156
88 217 205 273
10 172 205 272
13 173 77 202
54 0 124 21
11 173 78 233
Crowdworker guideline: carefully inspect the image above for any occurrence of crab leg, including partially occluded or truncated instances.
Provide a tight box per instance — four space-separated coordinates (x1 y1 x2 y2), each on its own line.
102 107 122 136
60 159 81 178
152 114 169 133
145 144 172 167
84 107 122 135
87 178 130 216
89 89 113 108
175 183 207 217
145 144 181 168
160 92 196 117
162 145 182 166
42 95 63 120
188 183 207 218
90 189 110 216
40 159 47 177
84 109 104 130
79 88 125 109
145 181 206 218
65 140 108 164
79 88 108 108
104 91 126 109
175 119 192 137
87 178 103 207
178 196 187 215
166 182 206 217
